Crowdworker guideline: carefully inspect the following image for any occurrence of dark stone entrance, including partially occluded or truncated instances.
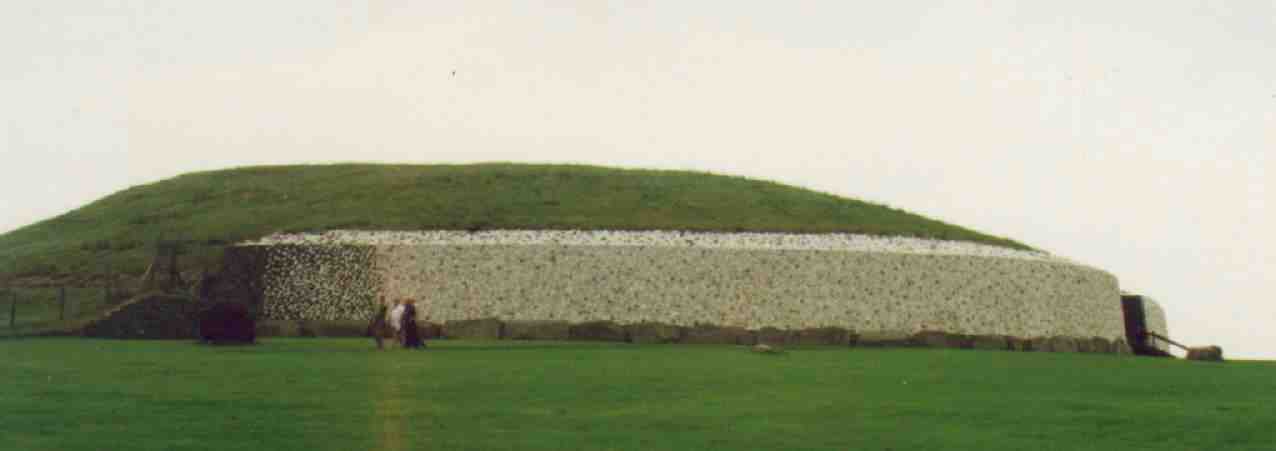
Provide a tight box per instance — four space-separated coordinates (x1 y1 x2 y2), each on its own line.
1120 295 1170 357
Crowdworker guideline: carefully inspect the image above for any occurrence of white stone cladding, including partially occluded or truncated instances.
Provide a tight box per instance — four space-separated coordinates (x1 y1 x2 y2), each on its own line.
242 230 1128 340
259 245 378 320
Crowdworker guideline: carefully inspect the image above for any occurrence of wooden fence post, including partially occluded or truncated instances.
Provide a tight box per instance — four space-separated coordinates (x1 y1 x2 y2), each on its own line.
59 287 67 321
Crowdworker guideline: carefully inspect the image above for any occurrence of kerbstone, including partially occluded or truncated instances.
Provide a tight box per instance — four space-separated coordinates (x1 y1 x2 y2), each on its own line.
972 335 1010 351
1114 339 1133 355
569 321 628 342
1186 346 1224 362
756 327 795 346
1009 337 1036 352
1086 337 1113 354
914 331 973 349
627 322 683 344
857 330 916 347
505 320 570 340
793 327 853 346
419 322 444 339
682 325 755 345
1047 336 1079 353
444 318 504 340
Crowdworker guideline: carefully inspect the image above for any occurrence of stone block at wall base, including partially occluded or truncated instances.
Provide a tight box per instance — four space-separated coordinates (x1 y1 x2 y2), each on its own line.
857 330 916 347
255 320 300 337
569 321 628 342
972 335 1010 351
1186 346 1224 362
1076 338 1093 353
253 322 276 337
419 322 444 339
444 318 504 339
793 327 852 346
627 322 683 344
913 331 973 349
505 320 570 340
1042 336 1079 353
681 325 755 345
756 327 796 346
1035 337 1053 352
1114 339 1133 355
1008 337 1036 352
1075 337 1112 353
1083 337 1113 354
296 321 318 338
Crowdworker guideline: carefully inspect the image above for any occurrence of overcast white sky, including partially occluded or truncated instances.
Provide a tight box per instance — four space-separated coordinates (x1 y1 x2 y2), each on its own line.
2 1 1272 358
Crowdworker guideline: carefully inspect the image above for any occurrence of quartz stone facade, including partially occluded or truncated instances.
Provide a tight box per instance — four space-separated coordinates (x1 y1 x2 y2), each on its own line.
239 230 1130 341
258 245 379 320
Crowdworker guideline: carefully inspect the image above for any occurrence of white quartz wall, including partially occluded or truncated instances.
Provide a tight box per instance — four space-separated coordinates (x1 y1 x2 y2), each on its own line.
244 230 1128 340
259 245 379 320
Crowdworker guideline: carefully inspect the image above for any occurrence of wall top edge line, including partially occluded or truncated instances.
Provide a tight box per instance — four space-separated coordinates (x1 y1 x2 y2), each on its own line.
232 229 1104 269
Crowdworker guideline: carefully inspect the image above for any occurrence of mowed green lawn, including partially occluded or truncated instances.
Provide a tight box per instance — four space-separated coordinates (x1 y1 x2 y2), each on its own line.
2 339 1272 451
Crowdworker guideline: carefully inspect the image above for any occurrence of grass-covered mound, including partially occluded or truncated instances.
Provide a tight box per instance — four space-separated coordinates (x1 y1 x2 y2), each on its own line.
0 163 1029 282
3 339 1271 451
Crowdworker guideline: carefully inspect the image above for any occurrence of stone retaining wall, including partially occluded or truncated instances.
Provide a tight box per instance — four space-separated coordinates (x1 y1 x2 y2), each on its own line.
234 230 1130 342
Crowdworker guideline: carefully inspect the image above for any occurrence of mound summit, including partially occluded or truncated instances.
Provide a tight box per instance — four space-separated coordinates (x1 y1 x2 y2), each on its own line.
0 163 1029 281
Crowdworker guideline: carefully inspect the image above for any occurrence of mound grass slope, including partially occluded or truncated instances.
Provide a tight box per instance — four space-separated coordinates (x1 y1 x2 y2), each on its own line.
4 339 1273 451
0 163 1029 280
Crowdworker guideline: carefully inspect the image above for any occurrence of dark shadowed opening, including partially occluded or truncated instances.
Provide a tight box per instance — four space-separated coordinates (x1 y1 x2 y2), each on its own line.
1121 295 1169 357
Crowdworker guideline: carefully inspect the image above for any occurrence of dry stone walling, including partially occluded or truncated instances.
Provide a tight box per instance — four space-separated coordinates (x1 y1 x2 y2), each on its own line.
221 230 1168 351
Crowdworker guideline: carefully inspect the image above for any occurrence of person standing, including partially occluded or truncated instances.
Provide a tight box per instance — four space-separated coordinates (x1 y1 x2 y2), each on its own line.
365 304 390 350
401 298 424 349
390 299 406 347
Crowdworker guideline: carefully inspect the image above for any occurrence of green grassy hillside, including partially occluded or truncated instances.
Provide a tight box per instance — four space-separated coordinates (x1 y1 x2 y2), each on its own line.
3 339 1271 451
0 163 1030 282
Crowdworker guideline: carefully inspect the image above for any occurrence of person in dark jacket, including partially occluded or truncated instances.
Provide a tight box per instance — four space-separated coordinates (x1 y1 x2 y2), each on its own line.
365 303 390 350
401 299 424 349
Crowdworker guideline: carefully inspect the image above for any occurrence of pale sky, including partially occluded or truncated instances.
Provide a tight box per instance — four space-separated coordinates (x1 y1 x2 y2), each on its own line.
2 1 1272 359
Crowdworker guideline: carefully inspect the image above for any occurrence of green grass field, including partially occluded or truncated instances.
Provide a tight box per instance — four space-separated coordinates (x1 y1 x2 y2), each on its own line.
0 163 1031 284
2 338 1270 451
